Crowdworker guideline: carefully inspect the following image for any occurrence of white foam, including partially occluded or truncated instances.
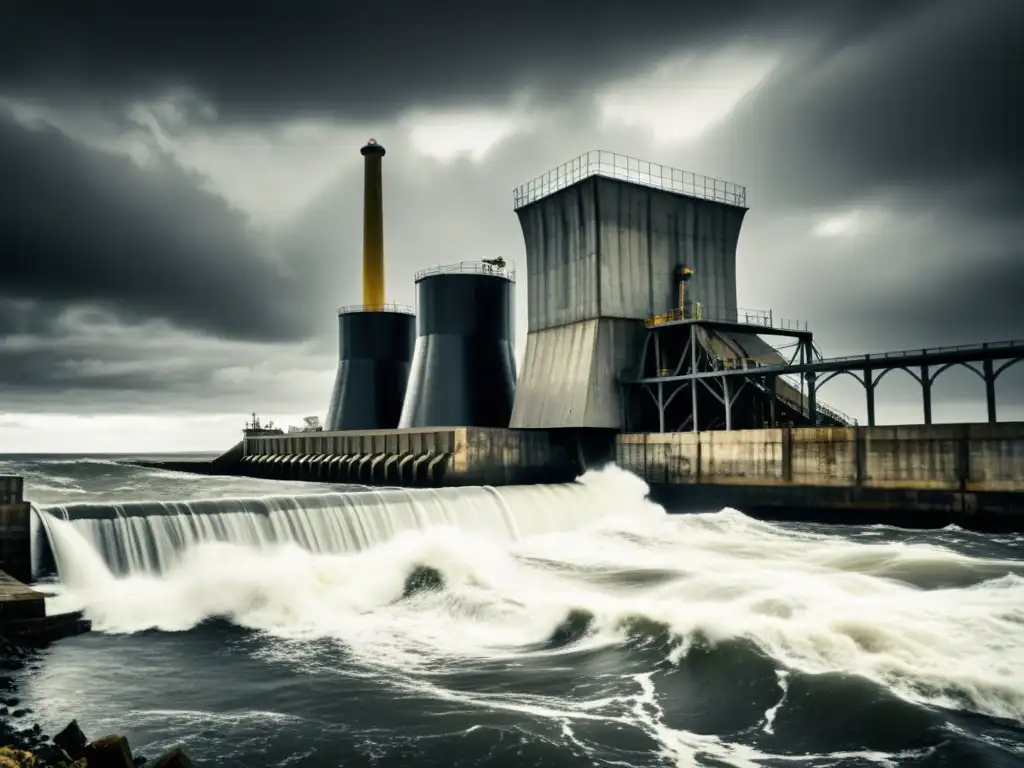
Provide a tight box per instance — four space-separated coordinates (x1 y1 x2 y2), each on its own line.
38 464 1024 765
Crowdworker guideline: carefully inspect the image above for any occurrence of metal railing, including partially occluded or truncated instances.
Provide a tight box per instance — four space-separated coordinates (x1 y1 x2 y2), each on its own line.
818 338 1024 365
645 304 808 332
617 364 856 427
777 373 855 426
336 303 415 315
413 260 516 282
513 150 746 211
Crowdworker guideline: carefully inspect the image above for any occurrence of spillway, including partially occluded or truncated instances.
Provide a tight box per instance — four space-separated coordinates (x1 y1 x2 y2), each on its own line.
35 472 636 579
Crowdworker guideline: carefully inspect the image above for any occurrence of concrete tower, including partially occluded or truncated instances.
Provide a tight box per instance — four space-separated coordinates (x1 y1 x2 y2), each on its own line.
509 150 748 429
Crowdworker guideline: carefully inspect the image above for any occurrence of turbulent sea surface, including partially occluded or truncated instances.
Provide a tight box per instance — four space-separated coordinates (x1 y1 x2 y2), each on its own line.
2 454 1023 767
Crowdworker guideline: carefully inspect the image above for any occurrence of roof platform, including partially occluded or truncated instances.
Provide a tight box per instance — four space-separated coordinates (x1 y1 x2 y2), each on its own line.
645 305 813 340
513 150 746 210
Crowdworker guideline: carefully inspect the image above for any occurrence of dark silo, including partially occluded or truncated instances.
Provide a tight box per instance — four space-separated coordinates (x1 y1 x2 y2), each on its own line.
325 306 415 430
398 261 517 428
325 138 417 431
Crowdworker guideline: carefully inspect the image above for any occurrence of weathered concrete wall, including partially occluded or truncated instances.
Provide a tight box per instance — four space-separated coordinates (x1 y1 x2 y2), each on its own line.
451 427 576 485
240 426 579 487
595 176 745 321
618 429 788 485
513 173 746 429
1 475 23 505
0 500 33 585
510 317 644 429
246 427 458 459
617 424 1024 492
516 176 746 332
967 422 1024 492
0 568 45 621
617 423 1024 527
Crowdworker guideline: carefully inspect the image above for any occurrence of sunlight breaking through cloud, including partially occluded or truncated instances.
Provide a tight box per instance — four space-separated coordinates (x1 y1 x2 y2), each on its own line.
595 46 782 145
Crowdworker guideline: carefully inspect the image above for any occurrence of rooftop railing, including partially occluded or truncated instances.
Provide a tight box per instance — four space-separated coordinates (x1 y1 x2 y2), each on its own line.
513 150 746 211
337 303 414 315
414 260 516 282
645 304 808 332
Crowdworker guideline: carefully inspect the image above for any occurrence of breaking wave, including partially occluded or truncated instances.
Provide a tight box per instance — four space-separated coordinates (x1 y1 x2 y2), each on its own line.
34 466 1024 766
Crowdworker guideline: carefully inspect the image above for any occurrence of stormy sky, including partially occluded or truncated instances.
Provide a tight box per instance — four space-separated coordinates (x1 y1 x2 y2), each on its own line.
0 0 1021 451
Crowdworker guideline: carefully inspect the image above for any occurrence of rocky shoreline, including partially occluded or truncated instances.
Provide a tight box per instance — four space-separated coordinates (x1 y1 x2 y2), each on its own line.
0 637 197 768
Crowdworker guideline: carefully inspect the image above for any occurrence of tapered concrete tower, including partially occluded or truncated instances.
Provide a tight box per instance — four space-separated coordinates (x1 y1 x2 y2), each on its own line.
325 139 415 431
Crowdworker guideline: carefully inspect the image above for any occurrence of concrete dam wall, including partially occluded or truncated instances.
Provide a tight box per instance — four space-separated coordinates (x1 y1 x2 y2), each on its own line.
617 422 1024 529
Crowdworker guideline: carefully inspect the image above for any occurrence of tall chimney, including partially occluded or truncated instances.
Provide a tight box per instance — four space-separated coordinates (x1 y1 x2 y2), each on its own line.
360 138 386 309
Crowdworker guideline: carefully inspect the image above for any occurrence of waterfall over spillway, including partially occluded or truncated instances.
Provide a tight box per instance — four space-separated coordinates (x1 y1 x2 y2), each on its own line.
38 470 647 579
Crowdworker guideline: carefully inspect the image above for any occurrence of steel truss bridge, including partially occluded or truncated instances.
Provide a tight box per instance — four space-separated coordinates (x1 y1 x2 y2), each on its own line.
619 316 1024 432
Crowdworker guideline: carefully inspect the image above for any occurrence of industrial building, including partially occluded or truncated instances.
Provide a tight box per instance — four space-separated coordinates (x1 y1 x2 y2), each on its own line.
205 139 1023 523
327 144 846 435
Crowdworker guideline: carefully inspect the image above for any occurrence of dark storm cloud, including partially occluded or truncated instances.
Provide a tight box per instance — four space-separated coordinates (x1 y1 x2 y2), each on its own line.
1 0 1019 422
0 0 926 124
711 0 1023 211
0 112 316 342
0 301 336 414
692 0 1024 355
845 248 1024 347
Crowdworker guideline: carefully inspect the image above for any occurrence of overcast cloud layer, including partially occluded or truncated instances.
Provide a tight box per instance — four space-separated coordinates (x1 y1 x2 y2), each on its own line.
0 0 1021 451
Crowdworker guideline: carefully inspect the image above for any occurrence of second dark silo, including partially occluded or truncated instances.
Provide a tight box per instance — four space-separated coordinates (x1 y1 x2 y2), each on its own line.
398 261 517 428
325 305 415 430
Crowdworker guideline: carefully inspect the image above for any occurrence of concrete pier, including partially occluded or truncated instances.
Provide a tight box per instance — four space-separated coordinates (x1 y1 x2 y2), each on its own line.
617 423 1024 530
0 476 32 584
237 426 584 486
0 475 91 644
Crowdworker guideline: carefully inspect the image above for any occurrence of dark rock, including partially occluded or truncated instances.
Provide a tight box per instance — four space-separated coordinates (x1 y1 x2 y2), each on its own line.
11 708 27 717
0 706 7 716
403 565 445 597
134 757 149 766
2 696 20 707
54 719 89 757
85 733 135 768
150 746 195 768
31 723 41 733
36 743 75 765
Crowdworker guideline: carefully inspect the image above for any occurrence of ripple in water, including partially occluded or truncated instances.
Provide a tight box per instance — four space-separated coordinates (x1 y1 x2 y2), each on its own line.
12 460 1024 767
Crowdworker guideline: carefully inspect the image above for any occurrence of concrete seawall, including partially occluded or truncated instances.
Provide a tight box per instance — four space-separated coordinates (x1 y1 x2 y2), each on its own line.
239 426 590 486
0 476 91 643
0 476 32 584
617 423 1024 530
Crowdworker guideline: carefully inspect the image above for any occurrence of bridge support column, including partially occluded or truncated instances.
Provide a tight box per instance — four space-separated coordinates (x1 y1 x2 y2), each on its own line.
983 359 997 423
657 382 665 433
723 378 732 431
690 325 699 433
865 366 876 427
807 372 817 426
921 361 932 425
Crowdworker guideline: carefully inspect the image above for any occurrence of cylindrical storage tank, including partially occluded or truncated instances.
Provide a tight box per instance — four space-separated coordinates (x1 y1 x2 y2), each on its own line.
399 262 516 428
325 306 415 431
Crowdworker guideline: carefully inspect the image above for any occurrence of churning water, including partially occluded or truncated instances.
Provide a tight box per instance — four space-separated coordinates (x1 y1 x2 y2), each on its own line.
3 455 1023 766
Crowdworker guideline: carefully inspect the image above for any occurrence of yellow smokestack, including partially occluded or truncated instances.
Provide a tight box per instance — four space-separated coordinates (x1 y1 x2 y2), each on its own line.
361 138 386 309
